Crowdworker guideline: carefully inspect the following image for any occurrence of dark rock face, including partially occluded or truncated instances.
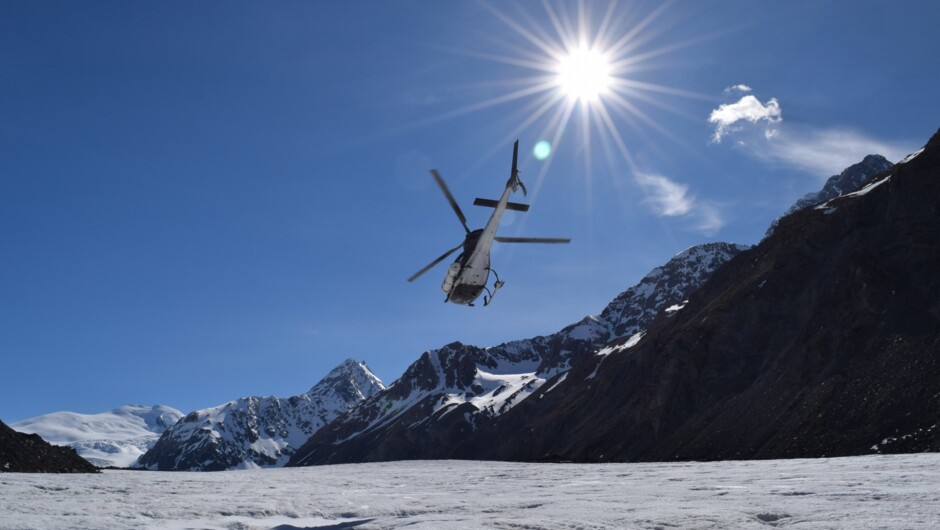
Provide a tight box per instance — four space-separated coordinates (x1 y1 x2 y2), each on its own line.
452 129 940 463
289 243 747 466
0 421 98 473
290 132 939 467
765 154 894 238
137 359 384 470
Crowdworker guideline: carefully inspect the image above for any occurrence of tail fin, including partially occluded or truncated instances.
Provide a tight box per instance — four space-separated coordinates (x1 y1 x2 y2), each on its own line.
508 140 527 196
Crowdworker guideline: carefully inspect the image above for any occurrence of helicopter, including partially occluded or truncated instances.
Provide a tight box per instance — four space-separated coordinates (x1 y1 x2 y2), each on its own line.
407 140 570 306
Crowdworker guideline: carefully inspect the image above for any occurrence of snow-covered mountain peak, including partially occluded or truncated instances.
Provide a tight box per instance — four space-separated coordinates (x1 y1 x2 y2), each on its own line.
12 404 184 468
673 241 751 261
14 405 182 442
597 242 750 341
117 404 183 433
137 359 385 470
307 358 385 402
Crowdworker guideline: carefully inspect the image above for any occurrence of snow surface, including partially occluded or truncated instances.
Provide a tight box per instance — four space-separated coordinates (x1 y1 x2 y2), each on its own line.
434 367 555 419
3 454 940 529
596 331 646 357
813 175 891 212
764 155 893 239
11 405 183 468
665 301 688 313
840 174 891 198
900 147 925 164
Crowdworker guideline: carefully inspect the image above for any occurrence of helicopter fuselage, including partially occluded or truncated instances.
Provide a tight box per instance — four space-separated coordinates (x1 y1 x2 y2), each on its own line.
444 157 519 304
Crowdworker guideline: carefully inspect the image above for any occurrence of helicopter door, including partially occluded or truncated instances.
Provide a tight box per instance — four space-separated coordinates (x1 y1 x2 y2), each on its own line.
441 262 461 293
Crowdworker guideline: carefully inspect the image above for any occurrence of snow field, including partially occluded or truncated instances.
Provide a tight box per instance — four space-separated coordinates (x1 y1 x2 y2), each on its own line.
11 405 183 468
2 453 940 529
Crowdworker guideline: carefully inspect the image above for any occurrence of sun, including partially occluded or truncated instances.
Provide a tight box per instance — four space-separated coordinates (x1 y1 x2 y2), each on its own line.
556 47 612 103
414 1 707 195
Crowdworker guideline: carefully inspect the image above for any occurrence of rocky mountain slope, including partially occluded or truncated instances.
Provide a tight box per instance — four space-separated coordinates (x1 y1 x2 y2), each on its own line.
12 405 182 468
288 129 940 467
445 129 940 462
765 154 893 238
289 242 747 466
1 420 98 473
138 359 383 470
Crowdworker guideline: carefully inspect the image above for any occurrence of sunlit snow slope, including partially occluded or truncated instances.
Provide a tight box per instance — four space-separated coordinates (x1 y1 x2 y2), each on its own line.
12 405 182 468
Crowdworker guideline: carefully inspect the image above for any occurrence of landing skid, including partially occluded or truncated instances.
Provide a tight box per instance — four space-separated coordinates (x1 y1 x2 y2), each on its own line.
483 268 505 306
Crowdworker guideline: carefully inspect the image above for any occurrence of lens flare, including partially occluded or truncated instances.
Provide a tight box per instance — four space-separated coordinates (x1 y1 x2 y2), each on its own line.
533 140 552 160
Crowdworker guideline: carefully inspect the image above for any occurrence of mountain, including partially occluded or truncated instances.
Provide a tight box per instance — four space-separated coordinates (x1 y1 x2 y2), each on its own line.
1 420 98 473
289 242 748 466
440 129 940 462
12 405 183 468
289 131 940 467
137 359 384 470
765 154 893 238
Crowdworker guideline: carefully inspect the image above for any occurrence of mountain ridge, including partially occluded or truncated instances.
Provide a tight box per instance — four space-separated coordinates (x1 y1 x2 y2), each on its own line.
138 359 384 470
290 132 939 466
445 129 940 463
289 242 748 466
765 154 893 238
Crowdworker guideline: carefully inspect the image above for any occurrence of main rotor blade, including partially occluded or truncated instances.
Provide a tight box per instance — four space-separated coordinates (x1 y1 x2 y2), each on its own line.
430 169 470 234
407 243 463 282
494 237 571 244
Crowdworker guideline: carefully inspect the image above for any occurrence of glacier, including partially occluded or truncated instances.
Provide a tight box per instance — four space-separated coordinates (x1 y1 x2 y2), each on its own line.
2 454 940 529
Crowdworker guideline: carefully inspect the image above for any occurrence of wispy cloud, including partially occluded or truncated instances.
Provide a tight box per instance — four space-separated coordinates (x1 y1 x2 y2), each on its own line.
747 126 913 177
635 172 693 216
634 172 726 235
709 95 782 143
692 202 726 236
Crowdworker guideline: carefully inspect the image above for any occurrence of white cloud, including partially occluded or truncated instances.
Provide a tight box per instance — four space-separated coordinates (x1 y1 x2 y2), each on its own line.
724 84 752 94
707 85 915 177
635 173 693 217
634 173 726 235
708 95 782 143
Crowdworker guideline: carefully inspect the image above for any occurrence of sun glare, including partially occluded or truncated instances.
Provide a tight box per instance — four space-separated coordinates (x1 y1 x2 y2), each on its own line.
557 47 611 103
419 1 708 200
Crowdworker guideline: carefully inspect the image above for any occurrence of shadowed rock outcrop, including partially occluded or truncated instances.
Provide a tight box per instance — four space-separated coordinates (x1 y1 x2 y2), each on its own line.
1 420 98 473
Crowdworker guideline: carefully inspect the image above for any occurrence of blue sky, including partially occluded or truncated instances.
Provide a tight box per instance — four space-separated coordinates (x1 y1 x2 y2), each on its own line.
2 1 938 422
